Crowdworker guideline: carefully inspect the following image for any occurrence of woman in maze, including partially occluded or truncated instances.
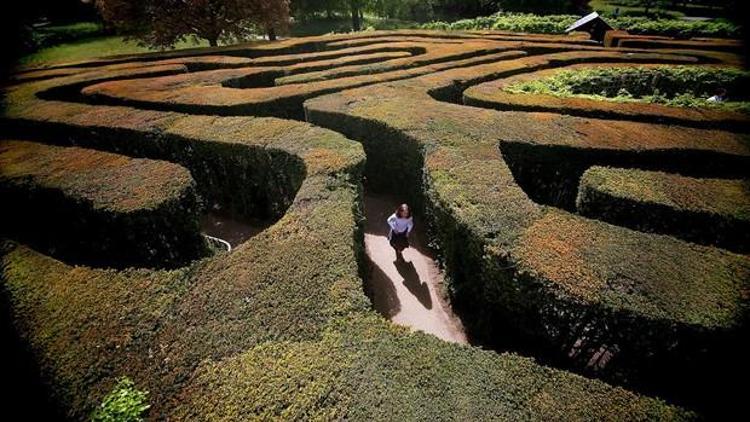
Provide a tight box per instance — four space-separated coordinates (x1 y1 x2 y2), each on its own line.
387 203 413 261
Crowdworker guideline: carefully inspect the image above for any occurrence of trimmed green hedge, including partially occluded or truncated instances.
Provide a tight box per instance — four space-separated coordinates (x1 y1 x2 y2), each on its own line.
74 39 528 120
578 166 750 253
0 140 207 268
169 314 693 420
0 33 701 420
304 42 750 416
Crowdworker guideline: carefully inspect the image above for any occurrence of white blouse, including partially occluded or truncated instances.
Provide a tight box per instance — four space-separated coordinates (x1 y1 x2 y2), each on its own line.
387 213 413 236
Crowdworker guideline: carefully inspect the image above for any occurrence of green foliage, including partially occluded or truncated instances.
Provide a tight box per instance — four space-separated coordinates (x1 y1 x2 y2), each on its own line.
421 12 577 32
171 314 693 420
497 0 589 14
5 28 746 421
611 16 739 38
0 140 208 269
90 377 150 422
506 66 750 112
577 166 750 252
419 12 741 37
31 22 104 49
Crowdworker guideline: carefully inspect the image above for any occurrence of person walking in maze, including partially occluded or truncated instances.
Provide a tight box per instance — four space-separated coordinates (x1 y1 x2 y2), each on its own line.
387 203 413 261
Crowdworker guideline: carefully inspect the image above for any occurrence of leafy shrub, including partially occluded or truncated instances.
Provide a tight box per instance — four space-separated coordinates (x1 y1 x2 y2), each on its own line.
90 377 149 422
420 12 741 37
611 16 740 38
421 13 577 33
506 66 750 112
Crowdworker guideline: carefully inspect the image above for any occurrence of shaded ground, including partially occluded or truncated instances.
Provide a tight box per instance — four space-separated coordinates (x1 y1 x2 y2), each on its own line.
201 211 270 248
363 194 467 344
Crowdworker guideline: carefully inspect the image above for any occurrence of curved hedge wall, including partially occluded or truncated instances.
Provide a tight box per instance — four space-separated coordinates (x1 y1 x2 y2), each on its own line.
577 166 750 253
0 139 206 268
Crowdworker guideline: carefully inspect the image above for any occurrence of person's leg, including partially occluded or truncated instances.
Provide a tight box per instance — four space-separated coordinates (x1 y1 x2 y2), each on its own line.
391 232 405 261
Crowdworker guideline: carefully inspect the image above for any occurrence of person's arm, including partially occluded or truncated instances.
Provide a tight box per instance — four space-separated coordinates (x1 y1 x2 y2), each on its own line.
387 213 398 231
406 217 414 235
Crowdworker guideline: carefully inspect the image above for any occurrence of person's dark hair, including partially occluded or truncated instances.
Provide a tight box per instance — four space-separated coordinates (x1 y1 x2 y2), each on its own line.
395 203 411 219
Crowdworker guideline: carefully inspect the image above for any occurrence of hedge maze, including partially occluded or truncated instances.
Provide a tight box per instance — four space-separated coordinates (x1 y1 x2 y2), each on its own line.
1 29 748 420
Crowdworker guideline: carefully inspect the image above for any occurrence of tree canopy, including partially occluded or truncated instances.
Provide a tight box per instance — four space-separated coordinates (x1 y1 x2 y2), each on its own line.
95 0 290 47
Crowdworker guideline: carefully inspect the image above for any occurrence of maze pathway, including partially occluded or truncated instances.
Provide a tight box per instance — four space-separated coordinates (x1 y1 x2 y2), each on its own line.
364 194 467 344
1 29 748 420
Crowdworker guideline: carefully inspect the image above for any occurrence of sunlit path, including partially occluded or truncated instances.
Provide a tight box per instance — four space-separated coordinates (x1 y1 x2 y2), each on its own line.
364 194 467 344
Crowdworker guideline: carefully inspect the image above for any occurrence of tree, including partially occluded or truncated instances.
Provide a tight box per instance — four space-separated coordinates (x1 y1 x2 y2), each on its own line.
349 0 364 31
95 0 290 47
247 0 291 40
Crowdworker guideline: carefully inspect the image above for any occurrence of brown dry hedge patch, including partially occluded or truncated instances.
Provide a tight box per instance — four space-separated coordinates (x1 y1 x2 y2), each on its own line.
577 166 750 253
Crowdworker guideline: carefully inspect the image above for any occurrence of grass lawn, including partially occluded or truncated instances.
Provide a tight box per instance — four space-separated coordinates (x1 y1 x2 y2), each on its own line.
19 36 211 68
19 16 416 68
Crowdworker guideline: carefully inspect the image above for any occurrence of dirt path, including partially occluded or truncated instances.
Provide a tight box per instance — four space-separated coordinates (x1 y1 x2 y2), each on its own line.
364 194 467 344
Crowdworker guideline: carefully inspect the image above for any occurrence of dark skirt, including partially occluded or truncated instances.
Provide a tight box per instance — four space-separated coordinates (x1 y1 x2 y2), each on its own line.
390 231 409 251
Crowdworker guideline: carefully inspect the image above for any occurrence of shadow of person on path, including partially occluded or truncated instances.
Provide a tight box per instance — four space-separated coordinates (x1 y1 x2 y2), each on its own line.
394 259 432 310
364 252 401 318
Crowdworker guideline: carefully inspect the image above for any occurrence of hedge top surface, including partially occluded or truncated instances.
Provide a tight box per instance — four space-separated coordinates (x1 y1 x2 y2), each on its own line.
1 58 367 418
580 166 750 220
73 35 735 116
0 139 194 212
168 314 693 421
513 209 749 327
76 38 531 110
2 62 365 179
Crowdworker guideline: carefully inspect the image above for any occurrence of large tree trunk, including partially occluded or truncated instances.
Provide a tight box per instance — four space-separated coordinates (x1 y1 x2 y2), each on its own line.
208 37 218 47
267 27 277 41
351 1 361 31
